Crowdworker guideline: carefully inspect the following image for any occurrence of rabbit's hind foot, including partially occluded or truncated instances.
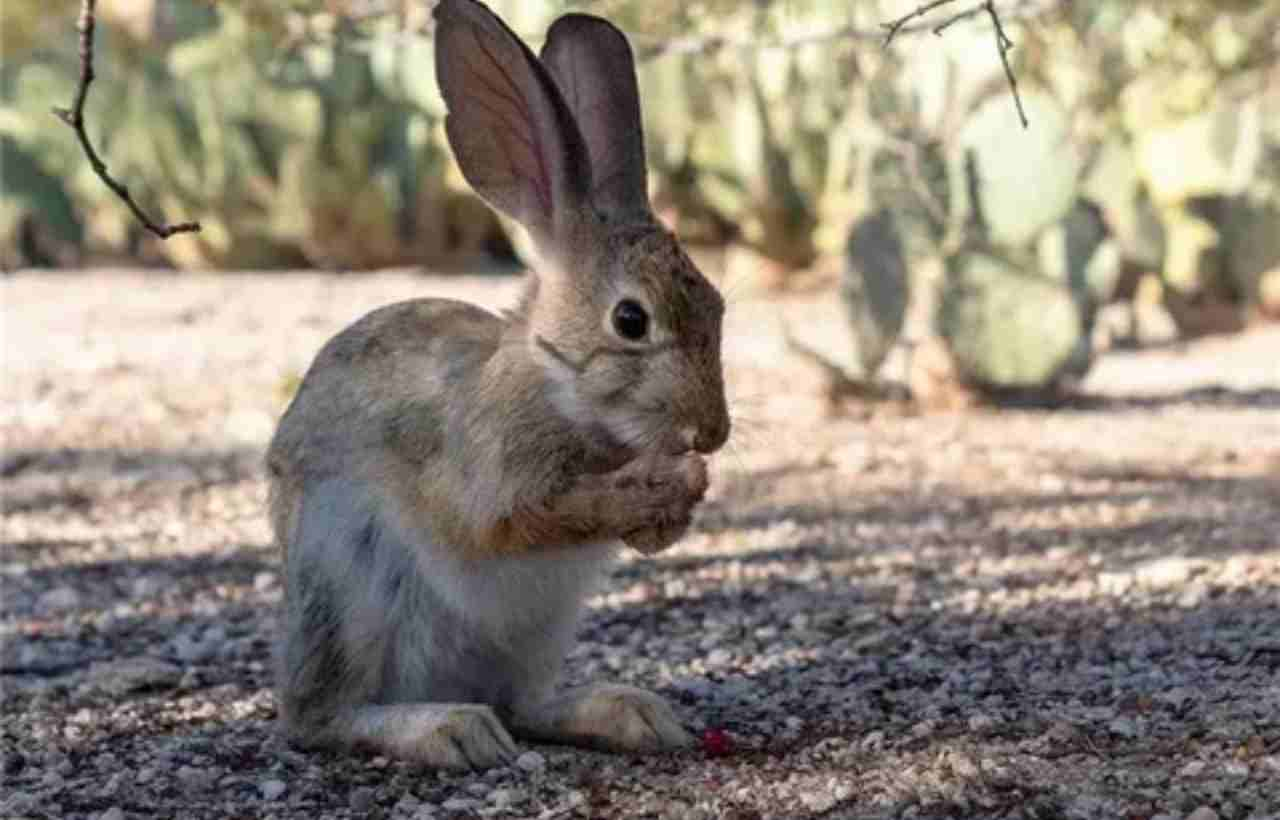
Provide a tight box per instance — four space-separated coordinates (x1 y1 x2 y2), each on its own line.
511 684 694 753
318 703 520 770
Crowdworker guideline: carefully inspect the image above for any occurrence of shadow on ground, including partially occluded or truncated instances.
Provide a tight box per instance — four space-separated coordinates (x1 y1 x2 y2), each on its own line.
3 432 1277 819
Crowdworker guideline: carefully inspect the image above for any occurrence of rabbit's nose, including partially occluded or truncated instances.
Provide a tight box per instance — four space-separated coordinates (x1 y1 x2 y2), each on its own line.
693 414 730 454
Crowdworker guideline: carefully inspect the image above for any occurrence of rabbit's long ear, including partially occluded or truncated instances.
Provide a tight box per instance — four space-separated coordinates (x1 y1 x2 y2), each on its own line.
540 14 651 223
434 0 591 244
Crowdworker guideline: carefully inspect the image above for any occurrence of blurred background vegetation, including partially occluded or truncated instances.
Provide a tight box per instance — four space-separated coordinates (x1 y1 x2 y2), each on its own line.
4 0 1280 400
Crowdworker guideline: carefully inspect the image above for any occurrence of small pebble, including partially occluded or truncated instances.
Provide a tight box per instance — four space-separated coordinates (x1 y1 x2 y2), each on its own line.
393 795 421 814
97 773 125 797
861 731 886 752
1185 808 1219 820
86 657 182 696
516 751 546 772
176 766 213 792
173 634 217 664
4 792 38 815
441 797 481 812
260 779 287 801
1135 556 1194 588
1179 760 1207 777
2 752 24 776
465 781 491 797
132 575 167 598
706 649 733 666
947 750 980 779
489 788 520 807
349 786 377 811
672 678 716 701
99 809 126 820
40 586 81 610
1221 760 1250 778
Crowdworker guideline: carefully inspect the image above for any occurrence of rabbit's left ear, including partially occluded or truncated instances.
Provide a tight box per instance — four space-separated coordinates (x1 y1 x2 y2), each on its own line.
434 0 591 246
541 14 651 223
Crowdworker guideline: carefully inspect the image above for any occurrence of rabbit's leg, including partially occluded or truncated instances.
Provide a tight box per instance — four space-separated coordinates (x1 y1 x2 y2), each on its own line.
510 684 694 752
280 481 521 769
280 574 520 768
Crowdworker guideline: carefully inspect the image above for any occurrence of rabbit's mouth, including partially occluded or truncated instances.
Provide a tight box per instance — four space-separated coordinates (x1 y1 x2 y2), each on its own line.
658 426 706 458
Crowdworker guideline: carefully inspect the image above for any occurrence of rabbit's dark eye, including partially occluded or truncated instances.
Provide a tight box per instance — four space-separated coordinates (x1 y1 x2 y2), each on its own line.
612 299 649 341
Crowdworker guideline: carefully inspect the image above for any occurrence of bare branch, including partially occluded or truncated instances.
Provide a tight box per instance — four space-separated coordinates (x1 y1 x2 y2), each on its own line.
634 0 1059 60
931 4 988 35
881 0 964 45
52 0 200 239
882 0 1032 129
983 0 1030 128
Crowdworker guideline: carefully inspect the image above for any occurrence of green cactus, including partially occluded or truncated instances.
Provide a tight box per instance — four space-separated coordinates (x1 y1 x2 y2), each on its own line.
841 208 909 379
938 252 1085 390
1036 199 1122 320
0 4 502 269
1219 192 1280 315
955 90 1082 247
1081 135 1165 271
0 136 83 268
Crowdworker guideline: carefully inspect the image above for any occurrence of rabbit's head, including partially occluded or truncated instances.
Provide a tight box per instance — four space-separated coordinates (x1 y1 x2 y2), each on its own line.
435 0 729 458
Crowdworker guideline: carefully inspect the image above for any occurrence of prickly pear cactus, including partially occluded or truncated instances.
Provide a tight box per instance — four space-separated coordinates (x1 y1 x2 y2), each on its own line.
0 136 83 268
841 208 909 378
1220 193 1280 318
938 252 1084 390
1036 199 1122 321
1081 135 1165 271
956 91 1082 247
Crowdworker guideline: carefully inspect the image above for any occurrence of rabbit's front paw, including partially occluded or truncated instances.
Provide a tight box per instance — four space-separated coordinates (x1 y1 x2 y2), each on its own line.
619 453 708 554
622 515 694 555
540 453 708 549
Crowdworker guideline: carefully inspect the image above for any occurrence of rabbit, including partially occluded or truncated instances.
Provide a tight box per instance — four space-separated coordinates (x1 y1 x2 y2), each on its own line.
264 0 730 769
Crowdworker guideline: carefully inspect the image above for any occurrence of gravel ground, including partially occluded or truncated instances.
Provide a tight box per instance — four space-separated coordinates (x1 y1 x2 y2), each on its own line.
3 270 1279 820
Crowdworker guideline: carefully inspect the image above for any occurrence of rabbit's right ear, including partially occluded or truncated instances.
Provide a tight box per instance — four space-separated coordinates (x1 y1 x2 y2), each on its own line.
434 0 591 245
540 15 650 224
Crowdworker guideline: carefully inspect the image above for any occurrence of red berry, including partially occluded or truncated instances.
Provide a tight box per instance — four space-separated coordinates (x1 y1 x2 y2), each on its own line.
701 727 732 757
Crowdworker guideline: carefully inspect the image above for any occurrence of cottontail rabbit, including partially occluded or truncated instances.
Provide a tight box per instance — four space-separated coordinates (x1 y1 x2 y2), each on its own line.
265 0 730 769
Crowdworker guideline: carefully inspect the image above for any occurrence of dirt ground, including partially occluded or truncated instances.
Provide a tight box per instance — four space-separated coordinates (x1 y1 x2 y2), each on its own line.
3 270 1279 820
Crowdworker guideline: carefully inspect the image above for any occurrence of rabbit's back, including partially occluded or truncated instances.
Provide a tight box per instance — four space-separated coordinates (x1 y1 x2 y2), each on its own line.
267 298 503 555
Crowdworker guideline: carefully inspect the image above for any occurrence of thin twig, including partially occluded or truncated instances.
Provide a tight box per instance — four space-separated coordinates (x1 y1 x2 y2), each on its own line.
637 25 879 60
635 0 1059 60
983 0 1029 128
882 0 1031 129
881 0 962 45
932 4 987 35
52 0 200 239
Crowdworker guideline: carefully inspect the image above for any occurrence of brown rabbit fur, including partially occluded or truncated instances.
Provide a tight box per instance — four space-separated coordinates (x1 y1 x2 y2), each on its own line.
265 0 730 769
